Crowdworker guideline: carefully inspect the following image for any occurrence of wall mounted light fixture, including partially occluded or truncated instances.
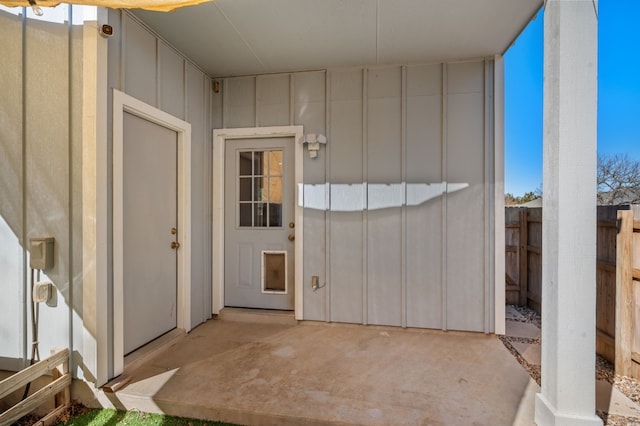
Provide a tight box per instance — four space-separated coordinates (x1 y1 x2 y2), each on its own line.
299 133 327 159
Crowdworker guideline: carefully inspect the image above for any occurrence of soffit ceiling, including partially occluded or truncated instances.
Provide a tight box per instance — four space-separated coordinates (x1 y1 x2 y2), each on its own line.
133 0 542 78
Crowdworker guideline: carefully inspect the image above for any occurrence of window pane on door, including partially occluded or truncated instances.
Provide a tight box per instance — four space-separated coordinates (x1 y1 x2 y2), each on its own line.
238 149 284 229
239 177 252 201
239 203 252 227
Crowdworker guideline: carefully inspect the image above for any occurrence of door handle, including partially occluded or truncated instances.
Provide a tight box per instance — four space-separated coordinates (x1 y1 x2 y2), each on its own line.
171 241 180 249
288 233 295 242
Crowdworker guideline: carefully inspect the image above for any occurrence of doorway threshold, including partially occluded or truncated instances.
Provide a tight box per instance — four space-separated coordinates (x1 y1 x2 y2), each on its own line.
217 307 297 326
104 328 185 393
124 329 186 373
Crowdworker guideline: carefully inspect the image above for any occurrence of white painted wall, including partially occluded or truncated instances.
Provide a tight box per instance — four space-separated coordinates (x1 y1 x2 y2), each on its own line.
0 5 85 375
213 61 503 332
106 10 213 330
0 6 504 389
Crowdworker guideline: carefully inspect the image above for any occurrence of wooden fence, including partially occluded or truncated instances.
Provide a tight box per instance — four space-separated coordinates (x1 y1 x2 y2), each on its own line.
505 207 542 311
505 205 640 365
615 210 640 378
0 348 70 426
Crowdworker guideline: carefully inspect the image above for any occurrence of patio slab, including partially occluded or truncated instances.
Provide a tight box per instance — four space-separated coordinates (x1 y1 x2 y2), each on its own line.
505 320 541 340
511 341 541 366
81 318 534 425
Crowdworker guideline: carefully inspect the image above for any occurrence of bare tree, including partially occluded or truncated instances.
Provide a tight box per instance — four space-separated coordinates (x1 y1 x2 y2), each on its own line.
597 154 640 205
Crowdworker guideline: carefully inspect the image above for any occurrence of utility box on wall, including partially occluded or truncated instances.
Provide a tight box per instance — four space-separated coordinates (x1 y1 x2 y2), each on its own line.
29 237 54 270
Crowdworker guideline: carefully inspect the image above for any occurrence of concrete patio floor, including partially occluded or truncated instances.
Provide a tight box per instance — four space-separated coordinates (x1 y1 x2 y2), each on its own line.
81 311 537 425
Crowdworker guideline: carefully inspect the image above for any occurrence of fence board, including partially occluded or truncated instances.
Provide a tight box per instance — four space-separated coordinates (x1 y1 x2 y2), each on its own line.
0 349 69 400
0 374 71 426
505 205 639 365
519 209 528 306
505 207 523 305
616 210 638 377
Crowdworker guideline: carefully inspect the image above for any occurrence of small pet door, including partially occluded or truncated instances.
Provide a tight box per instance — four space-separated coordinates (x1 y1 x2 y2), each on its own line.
262 250 287 294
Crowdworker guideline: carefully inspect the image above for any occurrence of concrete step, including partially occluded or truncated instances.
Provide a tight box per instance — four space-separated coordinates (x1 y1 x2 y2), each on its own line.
217 307 298 325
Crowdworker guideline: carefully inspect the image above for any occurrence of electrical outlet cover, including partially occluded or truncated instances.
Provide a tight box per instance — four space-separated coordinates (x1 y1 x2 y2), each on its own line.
33 281 52 303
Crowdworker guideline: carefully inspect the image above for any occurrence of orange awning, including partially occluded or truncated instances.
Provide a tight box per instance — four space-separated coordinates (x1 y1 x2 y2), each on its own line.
0 0 211 12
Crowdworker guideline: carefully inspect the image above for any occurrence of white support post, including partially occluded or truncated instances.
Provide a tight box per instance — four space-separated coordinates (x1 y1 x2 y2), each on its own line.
535 1 601 425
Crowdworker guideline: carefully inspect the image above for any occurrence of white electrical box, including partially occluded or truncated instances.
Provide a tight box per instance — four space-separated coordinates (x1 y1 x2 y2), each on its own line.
33 281 52 303
30 237 54 270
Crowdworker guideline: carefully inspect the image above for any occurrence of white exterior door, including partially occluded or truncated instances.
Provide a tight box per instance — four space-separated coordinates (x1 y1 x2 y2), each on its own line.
224 137 295 310
123 112 178 354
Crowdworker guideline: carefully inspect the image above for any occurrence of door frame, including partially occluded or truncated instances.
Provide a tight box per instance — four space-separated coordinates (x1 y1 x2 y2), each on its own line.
212 126 304 319
112 89 192 377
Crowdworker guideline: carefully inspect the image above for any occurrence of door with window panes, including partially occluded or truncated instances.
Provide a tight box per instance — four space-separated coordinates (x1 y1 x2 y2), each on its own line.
224 137 295 310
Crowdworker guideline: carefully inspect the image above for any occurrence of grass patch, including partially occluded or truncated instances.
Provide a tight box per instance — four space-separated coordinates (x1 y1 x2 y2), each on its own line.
56 408 240 426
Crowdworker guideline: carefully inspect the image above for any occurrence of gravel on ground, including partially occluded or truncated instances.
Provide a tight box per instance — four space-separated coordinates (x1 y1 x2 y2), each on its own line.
503 305 640 425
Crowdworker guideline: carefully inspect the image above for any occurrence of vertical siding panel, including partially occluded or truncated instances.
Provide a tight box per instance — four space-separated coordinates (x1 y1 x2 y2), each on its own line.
362 69 368 325
25 8 71 352
329 69 364 324
186 64 206 324
401 66 407 328
324 71 332 322
484 60 495 333
366 66 402 327
159 42 185 120
203 76 213 321
123 14 157 106
441 63 448 331
446 61 485 332
256 74 289 127
225 77 256 128
0 8 25 368
405 64 443 329
294 71 327 321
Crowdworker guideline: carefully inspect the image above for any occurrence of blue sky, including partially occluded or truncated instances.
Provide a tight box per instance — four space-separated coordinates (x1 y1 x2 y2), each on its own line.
504 1 640 196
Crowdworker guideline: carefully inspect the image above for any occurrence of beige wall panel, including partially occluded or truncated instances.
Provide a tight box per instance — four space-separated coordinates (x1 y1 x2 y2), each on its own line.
225 76 255 128
160 42 185 120
0 11 24 240
447 61 484 95
329 69 364 323
366 67 402 326
0 9 24 365
446 86 485 332
26 14 71 351
294 71 327 321
329 69 363 183
367 67 402 182
70 23 84 354
295 71 326 182
329 99 363 183
405 64 443 328
186 64 209 323
367 209 402 326
330 212 364 323
257 74 290 127
123 14 157 107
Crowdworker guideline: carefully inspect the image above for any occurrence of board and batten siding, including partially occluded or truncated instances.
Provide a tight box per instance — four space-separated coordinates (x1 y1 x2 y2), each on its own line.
0 5 85 372
213 60 500 333
106 10 213 327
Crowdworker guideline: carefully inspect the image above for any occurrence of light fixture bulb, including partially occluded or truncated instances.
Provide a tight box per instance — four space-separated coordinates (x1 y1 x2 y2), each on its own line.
28 0 44 16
